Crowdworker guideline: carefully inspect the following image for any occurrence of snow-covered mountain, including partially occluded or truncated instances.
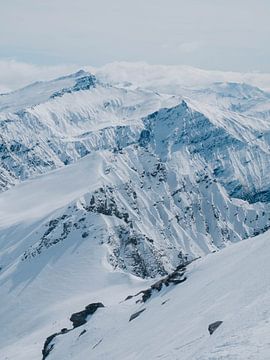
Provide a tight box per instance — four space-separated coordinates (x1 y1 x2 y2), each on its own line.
1 64 270 359
0 69 180 190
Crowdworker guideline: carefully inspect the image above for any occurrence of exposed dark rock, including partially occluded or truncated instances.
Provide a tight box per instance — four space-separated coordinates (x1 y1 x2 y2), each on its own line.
83 187 131 224
60 328 69 334
70 302 104 328
208 320 223 335
140 289 152 303
42 302 104 359
126 260 191 304
42 327 74 359
79 329 87 337
50 74 97 98
42 333 58 360
129 308 146 322
108 225 166 278
22 215 72 260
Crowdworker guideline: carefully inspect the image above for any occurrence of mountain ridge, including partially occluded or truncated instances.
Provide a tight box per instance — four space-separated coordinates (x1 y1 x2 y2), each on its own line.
1 68 270 359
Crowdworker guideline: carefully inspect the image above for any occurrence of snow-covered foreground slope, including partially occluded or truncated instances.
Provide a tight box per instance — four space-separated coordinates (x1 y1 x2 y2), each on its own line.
44 231 270 360
1 201 270 360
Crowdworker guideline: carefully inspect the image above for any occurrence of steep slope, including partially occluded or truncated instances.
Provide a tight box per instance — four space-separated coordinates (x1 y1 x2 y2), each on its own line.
1 158 269 359
143 99 270 203
0 147 270 359
42 230 270 360
0 70 179 190
1 144 269 278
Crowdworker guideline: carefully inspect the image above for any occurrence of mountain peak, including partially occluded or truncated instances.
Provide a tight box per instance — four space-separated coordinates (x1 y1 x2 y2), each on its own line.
53 69 92 81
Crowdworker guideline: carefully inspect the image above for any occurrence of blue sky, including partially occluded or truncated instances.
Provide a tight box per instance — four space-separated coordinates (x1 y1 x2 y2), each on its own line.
0 0 269 71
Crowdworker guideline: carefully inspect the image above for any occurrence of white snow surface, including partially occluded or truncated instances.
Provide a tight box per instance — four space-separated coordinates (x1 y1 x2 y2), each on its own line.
0 151 114 227
47 232 270 360
1 191 270 360
0 65 270 359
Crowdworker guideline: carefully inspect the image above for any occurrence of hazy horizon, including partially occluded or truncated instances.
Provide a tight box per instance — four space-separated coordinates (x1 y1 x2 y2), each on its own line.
1 0 269 72
1 1 269 92
2 60 270 94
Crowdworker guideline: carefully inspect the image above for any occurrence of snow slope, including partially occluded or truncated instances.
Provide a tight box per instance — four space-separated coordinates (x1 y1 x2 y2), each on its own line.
0 146 269 360
1 65 270 359
1 191 269 360
45 231 270 360
0 151 108 227
0 150 152 360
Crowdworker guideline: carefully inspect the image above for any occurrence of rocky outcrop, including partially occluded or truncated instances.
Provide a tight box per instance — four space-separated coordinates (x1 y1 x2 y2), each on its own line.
125 260 191 303
208 320 223 335
70 302 104 328
129 308 146 322
42 328 69 360
41 302 104 359
50 74 97 98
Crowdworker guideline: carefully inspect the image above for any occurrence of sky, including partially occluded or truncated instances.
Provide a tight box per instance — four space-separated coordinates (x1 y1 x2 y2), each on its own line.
0 0 269 91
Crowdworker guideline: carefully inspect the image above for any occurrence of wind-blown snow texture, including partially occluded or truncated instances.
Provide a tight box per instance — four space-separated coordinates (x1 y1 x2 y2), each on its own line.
0 64 270 360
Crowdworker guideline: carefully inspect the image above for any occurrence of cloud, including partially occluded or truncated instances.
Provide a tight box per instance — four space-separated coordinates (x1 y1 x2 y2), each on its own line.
1 59 270 95
97 61 270 92
0 60 84 93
